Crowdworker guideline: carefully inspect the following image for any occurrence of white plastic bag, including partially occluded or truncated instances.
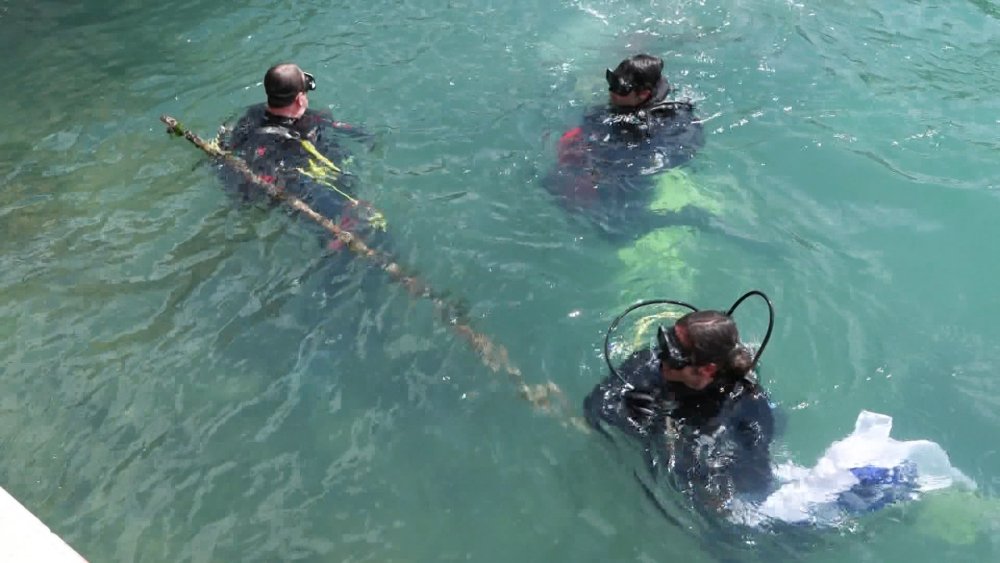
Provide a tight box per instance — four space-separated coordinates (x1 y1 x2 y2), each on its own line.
752 410 975 526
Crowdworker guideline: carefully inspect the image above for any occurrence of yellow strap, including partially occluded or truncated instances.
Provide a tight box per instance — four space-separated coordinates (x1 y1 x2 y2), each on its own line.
295 139 388 232
364 208 388 232
299 139 341 174
295 164 358 204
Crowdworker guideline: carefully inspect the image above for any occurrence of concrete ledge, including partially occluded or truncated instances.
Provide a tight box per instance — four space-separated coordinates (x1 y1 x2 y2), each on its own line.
1 487 86 562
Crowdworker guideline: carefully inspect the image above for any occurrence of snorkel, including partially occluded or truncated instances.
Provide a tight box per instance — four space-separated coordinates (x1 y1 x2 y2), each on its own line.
603 290 775 388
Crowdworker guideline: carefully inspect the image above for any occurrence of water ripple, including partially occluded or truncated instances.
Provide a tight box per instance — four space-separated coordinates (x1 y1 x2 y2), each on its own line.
1 0 999 561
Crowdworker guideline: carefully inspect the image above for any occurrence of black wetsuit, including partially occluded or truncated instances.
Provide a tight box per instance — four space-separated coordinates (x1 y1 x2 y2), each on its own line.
584 349 775 503
221 104 373 235
546 79 705 238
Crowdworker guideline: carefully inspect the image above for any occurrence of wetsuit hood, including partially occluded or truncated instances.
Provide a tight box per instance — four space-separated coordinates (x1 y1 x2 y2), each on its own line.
642 76 671 107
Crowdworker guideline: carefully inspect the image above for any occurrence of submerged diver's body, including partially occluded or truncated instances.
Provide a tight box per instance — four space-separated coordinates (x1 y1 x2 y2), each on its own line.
584 311 775 508
546 54 705 239
221 63 380 250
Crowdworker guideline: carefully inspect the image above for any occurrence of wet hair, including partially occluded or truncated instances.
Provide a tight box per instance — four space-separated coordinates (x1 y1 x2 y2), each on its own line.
612 54 664 92
264 63 306 108
676 310 754 382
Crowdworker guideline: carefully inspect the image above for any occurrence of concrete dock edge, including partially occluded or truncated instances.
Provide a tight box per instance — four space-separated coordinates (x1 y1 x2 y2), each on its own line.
1 487 86 562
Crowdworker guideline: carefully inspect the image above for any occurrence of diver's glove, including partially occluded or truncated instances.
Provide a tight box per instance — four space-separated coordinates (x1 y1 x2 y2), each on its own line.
623 387 664 425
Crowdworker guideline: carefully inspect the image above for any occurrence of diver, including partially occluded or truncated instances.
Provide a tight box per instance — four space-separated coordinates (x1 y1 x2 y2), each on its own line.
544 54 705 240
584 293 776 511
221 62 382 249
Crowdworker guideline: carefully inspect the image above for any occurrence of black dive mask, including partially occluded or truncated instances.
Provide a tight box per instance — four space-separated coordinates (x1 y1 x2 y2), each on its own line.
606 68 634 96
656 325 692 370
303 72 317 92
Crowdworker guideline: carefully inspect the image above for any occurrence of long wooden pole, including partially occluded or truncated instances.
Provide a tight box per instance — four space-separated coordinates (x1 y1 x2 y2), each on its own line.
160 115 580 425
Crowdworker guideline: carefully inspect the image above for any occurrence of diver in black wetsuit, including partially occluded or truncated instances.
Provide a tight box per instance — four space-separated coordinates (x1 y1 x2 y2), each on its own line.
221 62 381 250
546 54 705 238
585 304 776 510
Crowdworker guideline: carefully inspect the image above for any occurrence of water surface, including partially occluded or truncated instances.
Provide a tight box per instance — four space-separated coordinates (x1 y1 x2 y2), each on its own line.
1 0 999 561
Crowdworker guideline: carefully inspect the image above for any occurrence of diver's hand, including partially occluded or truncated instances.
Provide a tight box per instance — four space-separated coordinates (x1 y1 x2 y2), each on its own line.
623 388 662 423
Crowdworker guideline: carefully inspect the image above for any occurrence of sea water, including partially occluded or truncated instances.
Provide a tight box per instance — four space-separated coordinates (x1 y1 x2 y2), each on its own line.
1 0 998 561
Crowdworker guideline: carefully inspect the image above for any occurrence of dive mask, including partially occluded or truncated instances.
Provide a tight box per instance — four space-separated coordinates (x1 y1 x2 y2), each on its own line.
657 325 692 370
303 72 317 92
605 68 634 96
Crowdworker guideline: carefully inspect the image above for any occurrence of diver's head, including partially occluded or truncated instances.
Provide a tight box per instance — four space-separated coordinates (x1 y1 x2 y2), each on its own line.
606 54 665 108
657 310 752 391
264 63 316 118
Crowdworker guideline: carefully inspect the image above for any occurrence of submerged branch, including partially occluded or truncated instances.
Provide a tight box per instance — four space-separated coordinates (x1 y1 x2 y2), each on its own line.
159 115 582 428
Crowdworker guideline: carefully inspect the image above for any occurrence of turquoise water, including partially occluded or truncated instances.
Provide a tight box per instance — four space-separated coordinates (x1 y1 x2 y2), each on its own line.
2 0 999 560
